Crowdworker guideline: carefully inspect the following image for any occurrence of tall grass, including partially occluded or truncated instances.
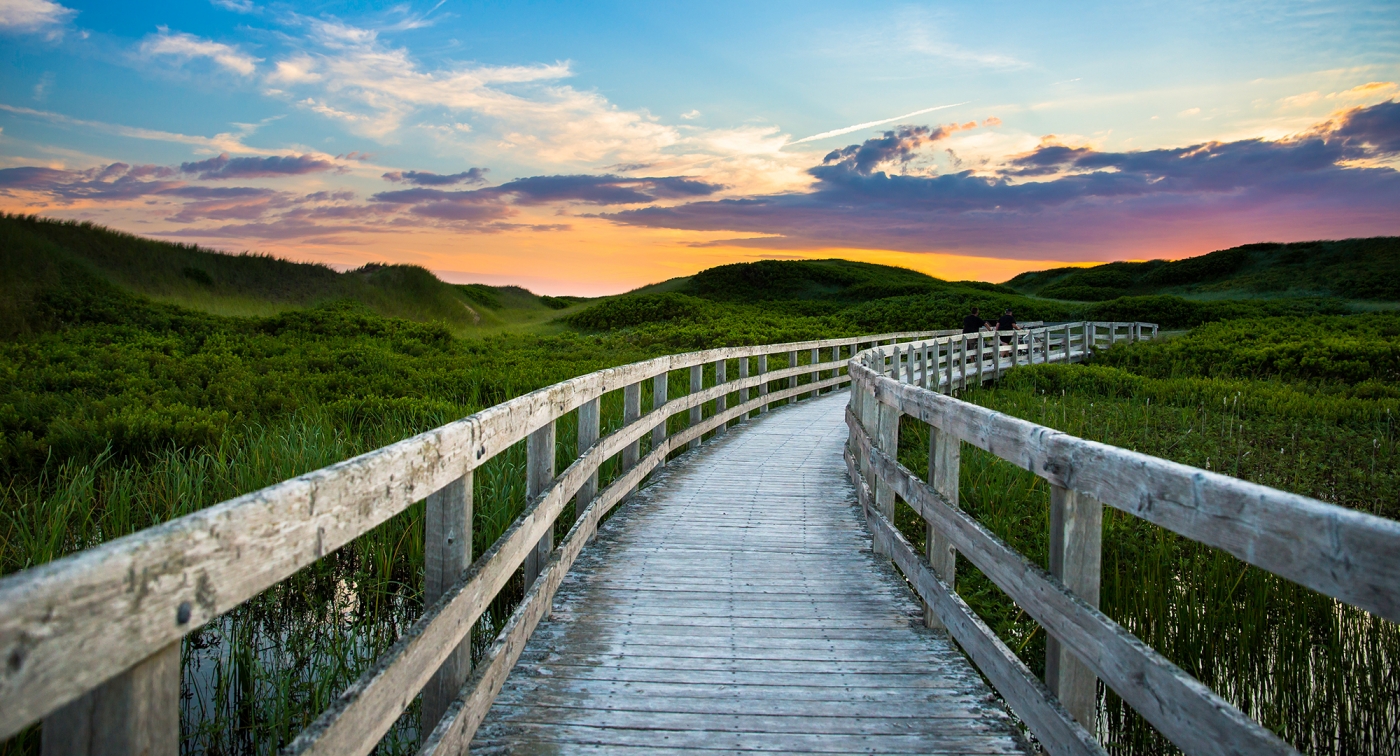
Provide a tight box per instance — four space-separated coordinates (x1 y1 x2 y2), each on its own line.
893 364 1400 755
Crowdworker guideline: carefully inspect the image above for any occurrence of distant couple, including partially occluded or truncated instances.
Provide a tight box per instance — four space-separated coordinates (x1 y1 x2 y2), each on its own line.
963 306 1019 344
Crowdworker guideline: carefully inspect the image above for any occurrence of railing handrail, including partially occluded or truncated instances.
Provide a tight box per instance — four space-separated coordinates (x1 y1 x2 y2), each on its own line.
0 328 953 745
844 321 1399 756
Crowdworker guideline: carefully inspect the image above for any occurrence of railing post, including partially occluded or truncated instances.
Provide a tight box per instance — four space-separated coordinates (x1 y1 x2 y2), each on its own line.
958 336 967 391
713 359 727 436
903 344 914 384
758 354 769 413
809 347 819 397
577 398 600 540
976 334 985 385
622 381 641 491
924 423 959 629
523 420 556 589
422 472 472 732
788 350 799 398
42 642 180 756
652 371 669 460
689 364 703 450
738 356 750 422
943 339 953 393
1047 485 1103 728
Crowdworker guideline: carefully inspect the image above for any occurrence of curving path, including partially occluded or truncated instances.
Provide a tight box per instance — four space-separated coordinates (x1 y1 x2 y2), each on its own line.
471 392 1031 755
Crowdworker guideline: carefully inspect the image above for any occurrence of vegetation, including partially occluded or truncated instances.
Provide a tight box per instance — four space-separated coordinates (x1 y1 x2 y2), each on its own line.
0 213 588 336
892 317 1400 755
1 217 1397 753
1005 237 1400 302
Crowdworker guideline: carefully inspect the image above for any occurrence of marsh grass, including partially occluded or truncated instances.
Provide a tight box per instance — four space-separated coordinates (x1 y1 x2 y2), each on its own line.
893 365 1400 755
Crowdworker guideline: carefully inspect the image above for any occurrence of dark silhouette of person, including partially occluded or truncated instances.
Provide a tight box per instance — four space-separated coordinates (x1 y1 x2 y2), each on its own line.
962 306 989 334
997 309 1019 345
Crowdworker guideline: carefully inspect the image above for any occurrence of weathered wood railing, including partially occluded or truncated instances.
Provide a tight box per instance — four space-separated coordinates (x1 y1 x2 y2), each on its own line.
0 328 982 754
845 321 1400 756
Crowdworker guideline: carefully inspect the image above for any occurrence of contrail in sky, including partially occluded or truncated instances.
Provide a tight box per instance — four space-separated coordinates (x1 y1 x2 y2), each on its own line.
790 102 970 145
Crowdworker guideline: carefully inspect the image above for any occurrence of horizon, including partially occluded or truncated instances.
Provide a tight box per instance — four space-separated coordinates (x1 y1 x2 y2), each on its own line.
2 1 1398 295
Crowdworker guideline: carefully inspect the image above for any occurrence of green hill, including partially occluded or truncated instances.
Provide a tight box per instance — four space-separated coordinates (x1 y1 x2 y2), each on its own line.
1004 237 1400 302
0 214 588 337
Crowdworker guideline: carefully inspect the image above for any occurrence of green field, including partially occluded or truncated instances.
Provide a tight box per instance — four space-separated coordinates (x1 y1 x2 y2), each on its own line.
1004 236 1400 303
1 215 1397 754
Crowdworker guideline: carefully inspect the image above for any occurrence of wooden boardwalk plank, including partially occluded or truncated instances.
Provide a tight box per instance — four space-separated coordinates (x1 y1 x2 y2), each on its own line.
474 392 1030 755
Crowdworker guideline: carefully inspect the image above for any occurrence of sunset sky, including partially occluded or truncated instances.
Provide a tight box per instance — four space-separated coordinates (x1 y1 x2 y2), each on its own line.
2 0 1398 294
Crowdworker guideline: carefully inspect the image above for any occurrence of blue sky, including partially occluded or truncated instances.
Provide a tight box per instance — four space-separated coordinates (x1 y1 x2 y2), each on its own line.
2 0 1398 292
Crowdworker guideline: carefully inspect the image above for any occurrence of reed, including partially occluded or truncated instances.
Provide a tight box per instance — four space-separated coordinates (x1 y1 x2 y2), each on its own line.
893 362 1399 755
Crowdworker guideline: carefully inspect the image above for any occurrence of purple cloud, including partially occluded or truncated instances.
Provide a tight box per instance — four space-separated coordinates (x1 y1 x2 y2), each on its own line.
492 174 723 205
382 168 488 186
606 101 1400 261
180 153 335 180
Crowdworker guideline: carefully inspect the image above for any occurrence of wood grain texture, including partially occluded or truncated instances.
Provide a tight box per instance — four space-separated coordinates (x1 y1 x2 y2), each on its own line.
470 393 1029 756
41 641 179 756
523 421 556 589
852 480 1105 756
421 474 472 733
847 414 1298 756
1046 485 1102 728
851 349 1400 625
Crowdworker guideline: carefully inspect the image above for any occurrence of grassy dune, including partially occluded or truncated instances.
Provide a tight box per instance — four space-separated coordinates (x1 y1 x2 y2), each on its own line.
1005 236 1400 303
0 214 591 337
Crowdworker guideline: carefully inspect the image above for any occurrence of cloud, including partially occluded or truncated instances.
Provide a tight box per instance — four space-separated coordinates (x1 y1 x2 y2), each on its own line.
140 28 261 76
370 174 724 208
493 174 724 205
179 152 335 179
210 0 256 12
382 168 488 186
0 0 75 32
0 103 278 154
260 17 680 162
819 121 989 176
604 101 1400 261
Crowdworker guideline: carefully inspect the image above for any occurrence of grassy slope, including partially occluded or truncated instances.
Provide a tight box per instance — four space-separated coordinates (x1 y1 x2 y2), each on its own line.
0 214 591 337
1004 236 1400 302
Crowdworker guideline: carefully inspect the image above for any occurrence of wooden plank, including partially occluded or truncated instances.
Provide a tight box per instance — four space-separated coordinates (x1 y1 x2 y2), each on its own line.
713 360 727 436
523 421 556 589
422 474 472 733
738 356 750 423
856 493 1106 756
688 365 703 451
854 360 1400 624
652 372 669 462
757 354 769 413
848 415 1299 756
577 399 600 542
924 424 958 631
1047 485 1102 728
41 641 179 756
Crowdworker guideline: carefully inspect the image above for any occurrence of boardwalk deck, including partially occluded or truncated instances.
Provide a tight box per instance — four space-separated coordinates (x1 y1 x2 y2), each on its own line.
473 392 1031 755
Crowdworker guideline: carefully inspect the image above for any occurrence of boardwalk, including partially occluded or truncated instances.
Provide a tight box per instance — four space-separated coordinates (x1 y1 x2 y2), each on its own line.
473 392 1030 755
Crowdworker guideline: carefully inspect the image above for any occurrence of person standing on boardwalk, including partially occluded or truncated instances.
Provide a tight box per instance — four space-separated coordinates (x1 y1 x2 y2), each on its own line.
997 309 1019 345
962 306 989 334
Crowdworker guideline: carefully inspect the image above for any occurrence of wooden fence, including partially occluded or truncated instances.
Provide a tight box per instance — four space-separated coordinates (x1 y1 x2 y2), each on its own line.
845 322 1400 756
0 328 975 755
